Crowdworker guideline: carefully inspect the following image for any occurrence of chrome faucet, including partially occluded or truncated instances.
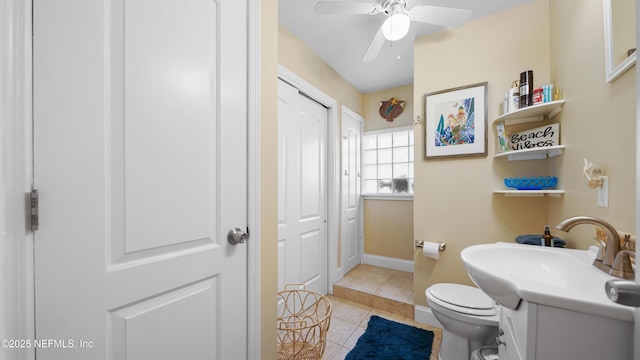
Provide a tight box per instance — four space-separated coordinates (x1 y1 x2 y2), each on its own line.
555 216 634 279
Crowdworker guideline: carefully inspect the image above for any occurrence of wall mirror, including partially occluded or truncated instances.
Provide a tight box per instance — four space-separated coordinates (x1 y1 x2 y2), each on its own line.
603 0 636 83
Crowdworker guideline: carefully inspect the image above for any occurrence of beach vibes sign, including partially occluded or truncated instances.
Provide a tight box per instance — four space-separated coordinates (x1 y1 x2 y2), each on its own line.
509 123 559 151
424 82 488 159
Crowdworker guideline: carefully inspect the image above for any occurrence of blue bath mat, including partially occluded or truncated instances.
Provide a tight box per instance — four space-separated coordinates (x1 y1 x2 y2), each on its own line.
345 315 434 360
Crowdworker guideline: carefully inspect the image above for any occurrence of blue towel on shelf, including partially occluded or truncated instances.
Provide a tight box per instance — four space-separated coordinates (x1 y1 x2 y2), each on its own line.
515 234 566 248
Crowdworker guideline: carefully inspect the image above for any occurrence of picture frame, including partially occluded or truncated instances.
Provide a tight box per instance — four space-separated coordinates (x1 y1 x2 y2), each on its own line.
424 82 488 159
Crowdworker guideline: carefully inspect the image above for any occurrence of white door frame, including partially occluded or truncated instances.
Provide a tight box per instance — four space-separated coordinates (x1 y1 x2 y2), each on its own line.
246 0 261 357
4 0 36 358
340 106 364 275
634 1 640 357
4 0 262 358
277 65 341 290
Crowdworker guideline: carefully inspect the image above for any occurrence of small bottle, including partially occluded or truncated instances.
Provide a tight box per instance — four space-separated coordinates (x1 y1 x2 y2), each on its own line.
496 122 508 152
533 88 544 105
508 81 519 112
553 87 562 101
542 84 549 102
542 225 553 247
519 70 534 108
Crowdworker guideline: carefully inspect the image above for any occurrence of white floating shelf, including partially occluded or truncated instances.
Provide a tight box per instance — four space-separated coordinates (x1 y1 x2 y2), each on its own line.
495 145 566 161
494 190 565 198
494 100 565 125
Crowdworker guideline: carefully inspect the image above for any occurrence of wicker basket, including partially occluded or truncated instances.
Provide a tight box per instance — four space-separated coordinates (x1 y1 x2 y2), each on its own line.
277 285 332 360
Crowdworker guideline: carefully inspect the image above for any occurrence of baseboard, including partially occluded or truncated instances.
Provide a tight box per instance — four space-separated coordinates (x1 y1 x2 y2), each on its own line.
414 305 443 329
362 253 414 272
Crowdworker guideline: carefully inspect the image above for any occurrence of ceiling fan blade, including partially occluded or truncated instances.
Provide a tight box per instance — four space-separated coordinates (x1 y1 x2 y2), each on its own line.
409 5 472 28
314 1 382 15
362 26 386 62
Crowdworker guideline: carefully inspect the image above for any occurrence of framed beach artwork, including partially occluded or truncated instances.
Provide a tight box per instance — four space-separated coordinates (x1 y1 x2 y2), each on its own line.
424 82 488 159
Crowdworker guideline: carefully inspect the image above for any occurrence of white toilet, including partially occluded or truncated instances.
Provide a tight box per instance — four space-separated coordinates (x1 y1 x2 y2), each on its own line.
426 283 499 360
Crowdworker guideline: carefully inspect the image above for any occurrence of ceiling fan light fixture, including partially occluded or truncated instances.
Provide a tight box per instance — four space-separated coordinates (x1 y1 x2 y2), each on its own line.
381 13 410 41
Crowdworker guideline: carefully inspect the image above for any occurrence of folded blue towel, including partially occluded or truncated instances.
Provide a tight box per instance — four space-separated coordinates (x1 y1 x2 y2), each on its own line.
515 234 566 248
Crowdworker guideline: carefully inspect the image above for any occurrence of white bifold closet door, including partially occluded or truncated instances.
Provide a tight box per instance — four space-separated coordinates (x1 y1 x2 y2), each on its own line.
277 79 328 295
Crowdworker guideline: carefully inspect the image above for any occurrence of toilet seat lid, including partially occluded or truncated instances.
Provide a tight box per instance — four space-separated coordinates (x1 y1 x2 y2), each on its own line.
428 283 495 313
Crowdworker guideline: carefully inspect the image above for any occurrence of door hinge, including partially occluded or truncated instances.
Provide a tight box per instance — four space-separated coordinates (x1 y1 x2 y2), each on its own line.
29 189 39 231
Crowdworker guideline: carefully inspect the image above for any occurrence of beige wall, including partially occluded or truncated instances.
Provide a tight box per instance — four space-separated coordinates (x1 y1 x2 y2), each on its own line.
361 84 415 261
413 0 636 308
363 84 414 130
364 200 414 260
261 0 278 358
278 25 362 114
548 1 635 245
413 0 552 306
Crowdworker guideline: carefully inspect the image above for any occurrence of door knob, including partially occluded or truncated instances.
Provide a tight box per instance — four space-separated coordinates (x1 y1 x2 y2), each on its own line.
605 279 640 307
227 227 248 245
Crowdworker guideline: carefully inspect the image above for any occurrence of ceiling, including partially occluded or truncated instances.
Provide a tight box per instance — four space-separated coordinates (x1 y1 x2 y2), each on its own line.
279 0 534 93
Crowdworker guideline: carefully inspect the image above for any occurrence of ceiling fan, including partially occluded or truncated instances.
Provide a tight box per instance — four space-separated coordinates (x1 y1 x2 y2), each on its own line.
314 0 472 62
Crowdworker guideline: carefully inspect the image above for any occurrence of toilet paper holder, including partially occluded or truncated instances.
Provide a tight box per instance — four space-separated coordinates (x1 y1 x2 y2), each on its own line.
415 240 446 252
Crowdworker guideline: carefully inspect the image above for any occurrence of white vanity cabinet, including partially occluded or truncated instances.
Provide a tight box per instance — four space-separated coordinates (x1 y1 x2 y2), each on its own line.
497 301 633 359
497 302 529 360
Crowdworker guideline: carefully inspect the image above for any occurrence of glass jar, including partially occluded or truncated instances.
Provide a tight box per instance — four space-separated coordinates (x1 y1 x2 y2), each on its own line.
533 88 544 104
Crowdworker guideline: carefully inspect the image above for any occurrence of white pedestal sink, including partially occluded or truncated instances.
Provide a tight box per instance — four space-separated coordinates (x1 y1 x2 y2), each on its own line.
460 242 634 359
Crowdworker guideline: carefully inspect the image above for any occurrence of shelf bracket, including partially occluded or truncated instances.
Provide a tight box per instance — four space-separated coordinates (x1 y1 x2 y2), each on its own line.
504 116 543 126
507 153 548 161
547 148 564 158
547 106 562 120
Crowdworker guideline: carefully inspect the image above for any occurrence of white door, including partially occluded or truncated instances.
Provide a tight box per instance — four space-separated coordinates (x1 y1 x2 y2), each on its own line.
635 1 640 356
277 79 328 295
33 1 247 359
341 108 362 275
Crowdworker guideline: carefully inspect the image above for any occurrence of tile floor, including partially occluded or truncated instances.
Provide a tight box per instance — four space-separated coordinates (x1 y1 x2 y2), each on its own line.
322 265 442 360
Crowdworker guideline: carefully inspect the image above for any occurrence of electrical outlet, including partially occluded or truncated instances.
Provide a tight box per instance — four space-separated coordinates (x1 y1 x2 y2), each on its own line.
598 176 609 207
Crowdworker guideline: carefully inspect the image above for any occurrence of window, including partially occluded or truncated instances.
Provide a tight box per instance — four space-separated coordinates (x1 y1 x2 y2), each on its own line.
363 127 414 195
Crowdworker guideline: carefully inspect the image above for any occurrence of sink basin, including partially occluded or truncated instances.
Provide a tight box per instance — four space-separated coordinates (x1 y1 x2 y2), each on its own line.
460 242 634 321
